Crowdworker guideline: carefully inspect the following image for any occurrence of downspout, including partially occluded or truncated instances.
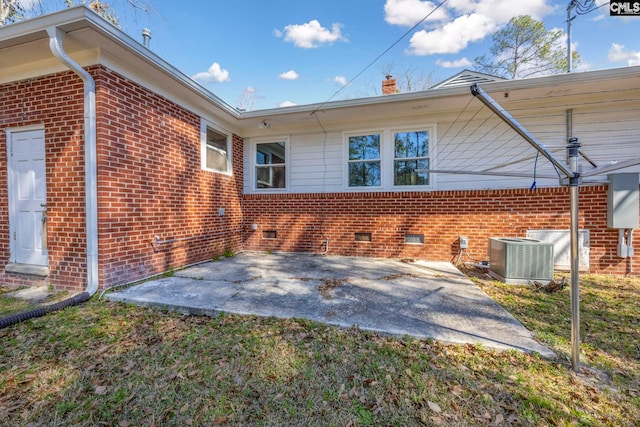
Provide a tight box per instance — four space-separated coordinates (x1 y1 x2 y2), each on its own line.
46 26 99 297
0 27 98 329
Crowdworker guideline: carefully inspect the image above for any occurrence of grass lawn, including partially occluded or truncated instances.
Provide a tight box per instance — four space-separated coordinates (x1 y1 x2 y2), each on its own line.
0 271 638 426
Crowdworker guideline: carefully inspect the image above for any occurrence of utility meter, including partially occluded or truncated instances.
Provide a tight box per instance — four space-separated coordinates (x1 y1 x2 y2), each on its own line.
459 236 469 249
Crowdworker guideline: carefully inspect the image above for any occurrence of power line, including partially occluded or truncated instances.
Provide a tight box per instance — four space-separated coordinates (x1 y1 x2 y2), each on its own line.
567 1 609 72
310 0 449 115
574 0 609 14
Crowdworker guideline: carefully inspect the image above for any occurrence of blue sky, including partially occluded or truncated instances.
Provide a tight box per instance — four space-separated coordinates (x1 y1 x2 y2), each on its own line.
21 0 640 110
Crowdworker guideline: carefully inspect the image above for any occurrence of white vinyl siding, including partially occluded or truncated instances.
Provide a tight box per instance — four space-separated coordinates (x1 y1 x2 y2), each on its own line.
245 133 342 194
242 96 640 194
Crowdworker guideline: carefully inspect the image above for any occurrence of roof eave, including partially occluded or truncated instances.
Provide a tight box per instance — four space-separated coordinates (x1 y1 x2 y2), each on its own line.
240 64 640 119
0 6 241 120
238 85 472 120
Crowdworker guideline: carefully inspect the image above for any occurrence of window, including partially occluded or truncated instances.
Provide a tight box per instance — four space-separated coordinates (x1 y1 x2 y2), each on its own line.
256 141 286 189
348 133 381 187
202 122 231 174
394 130 429 186
344 126 433 190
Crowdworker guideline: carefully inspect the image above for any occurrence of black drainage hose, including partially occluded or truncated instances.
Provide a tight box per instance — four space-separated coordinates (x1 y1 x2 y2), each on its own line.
0 291 91 330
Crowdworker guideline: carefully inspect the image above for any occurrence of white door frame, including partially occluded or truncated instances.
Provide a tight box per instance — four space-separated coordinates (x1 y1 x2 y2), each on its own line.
6 125 48 267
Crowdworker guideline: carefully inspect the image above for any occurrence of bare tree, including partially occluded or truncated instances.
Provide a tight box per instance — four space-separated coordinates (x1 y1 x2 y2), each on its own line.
0 0 24 25
72 0 120 26
236 86 265 112
382 63 434 93
1 0 155 28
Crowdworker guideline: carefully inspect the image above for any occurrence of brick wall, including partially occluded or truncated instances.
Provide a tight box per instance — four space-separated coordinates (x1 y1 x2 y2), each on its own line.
94 66 244 289
0 71 88 291
242 186 638 275
0 67 244 291
1 67 637 292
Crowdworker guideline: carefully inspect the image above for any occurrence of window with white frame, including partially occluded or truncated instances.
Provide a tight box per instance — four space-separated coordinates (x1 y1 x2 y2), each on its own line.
255 141 286 189
202 122 231 174
348 133 381 187
394 130 429 186
345 126 432 189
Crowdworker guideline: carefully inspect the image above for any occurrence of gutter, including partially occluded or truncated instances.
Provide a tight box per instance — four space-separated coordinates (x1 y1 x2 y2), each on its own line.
237 64 640 121
0 26 98 329
47 26 99 297
0 6 240 122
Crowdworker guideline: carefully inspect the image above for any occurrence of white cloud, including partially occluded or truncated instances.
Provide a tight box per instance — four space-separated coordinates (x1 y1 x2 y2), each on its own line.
384 0 448 26
573 60 592 72
608 43 640 66
279 70 299 80
387 0 554 56
334 75 348 86
453 0 552 22
278 101 298 107
276 19 345 48
408 13 496 55
191 62 230 83
436 57 473 68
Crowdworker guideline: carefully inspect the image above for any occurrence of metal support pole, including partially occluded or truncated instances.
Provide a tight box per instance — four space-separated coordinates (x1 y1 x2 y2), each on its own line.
567 137 581 371
470 84 574 178
567 1 576 72
566 109 573 163
471 82 636 371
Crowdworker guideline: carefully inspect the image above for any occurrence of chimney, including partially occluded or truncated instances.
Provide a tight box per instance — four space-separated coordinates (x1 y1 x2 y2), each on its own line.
142 28 152 48
382 75 397 95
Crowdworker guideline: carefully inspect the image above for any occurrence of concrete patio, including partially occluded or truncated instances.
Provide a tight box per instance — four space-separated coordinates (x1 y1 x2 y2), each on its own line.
104 252 554 357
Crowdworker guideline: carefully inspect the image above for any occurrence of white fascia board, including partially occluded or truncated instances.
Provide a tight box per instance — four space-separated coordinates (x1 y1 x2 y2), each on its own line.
239 86 470 120
0 7 87 44
471 65 640 94
76 8 241 121
240 65 640 120
4 7 638 134
0 6 241 122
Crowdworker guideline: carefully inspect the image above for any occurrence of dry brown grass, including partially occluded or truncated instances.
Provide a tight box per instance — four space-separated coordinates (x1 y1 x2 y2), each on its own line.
0 271 638 426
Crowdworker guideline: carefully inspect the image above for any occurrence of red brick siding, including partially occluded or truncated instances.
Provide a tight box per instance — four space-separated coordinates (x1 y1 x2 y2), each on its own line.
94 67 243 288
0 67 244 291
242 186 638 275
1 67 637 292
0 72 87 291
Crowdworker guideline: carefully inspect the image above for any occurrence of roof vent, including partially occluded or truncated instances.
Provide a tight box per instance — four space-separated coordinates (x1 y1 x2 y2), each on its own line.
142 28 152 48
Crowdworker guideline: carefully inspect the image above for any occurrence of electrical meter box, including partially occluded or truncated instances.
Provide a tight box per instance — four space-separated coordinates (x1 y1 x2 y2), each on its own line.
607 173 639 229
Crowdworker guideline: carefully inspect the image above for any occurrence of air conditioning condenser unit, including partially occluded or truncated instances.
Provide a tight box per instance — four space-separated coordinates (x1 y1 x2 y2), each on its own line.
488 237 554 284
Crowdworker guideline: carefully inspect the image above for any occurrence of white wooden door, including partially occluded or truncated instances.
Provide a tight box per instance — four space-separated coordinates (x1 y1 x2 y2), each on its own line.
8 129 48 266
